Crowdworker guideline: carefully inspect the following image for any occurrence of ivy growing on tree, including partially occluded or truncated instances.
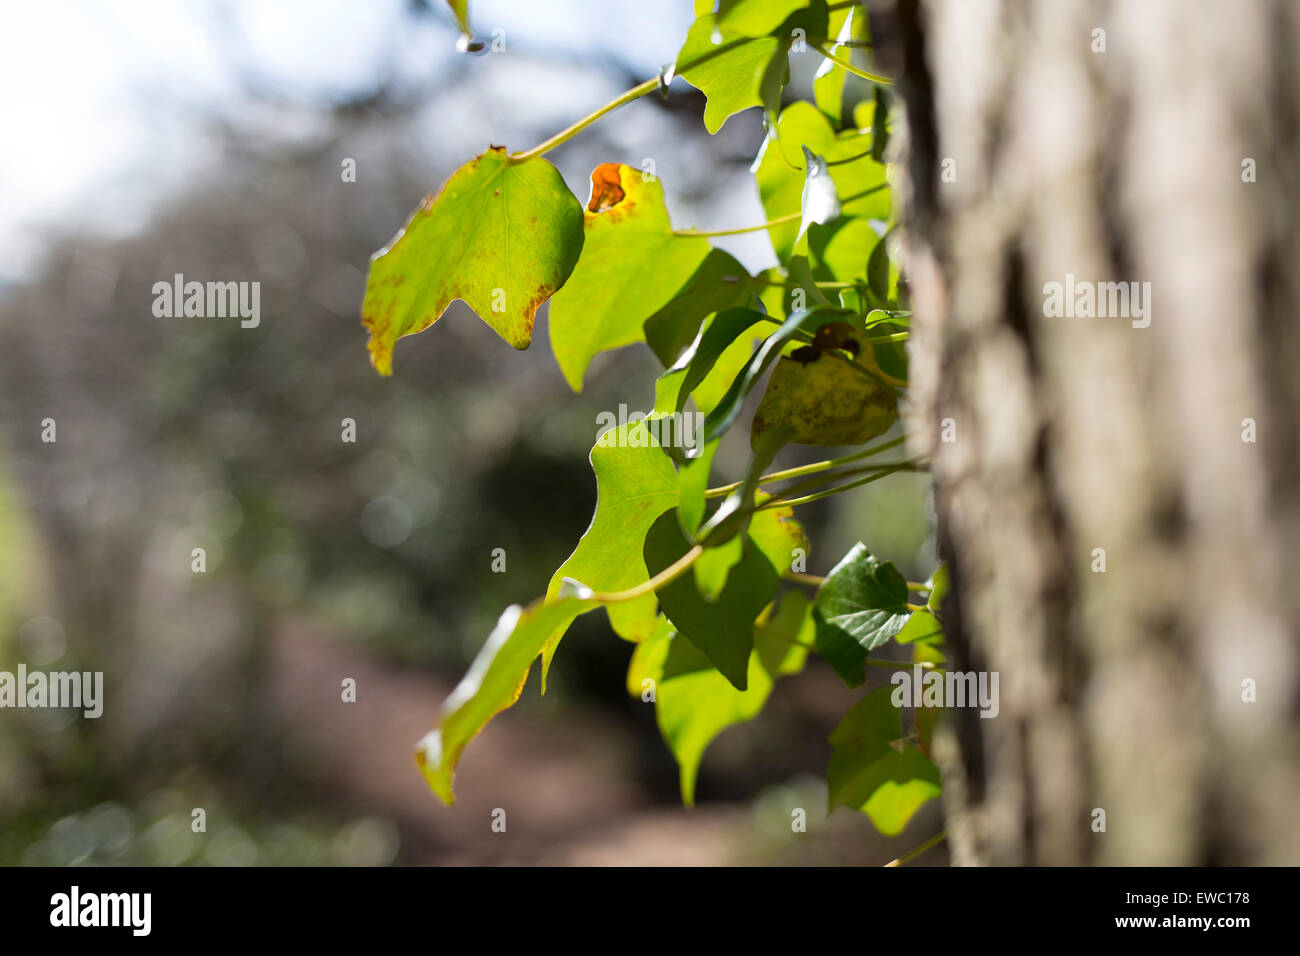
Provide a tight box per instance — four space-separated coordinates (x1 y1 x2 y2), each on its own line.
361 0 945 843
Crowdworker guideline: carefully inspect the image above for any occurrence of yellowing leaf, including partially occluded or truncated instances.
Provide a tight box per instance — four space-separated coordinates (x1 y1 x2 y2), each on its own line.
416 596 592 803
362 148 583 375
444 0 471 36
549 164 711 391
751 324 899 446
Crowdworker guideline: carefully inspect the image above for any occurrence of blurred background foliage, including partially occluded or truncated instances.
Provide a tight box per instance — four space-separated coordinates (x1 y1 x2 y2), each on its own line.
0 0 937 865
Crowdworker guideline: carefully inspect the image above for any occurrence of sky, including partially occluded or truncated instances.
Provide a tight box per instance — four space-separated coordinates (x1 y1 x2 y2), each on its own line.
0 0 703 287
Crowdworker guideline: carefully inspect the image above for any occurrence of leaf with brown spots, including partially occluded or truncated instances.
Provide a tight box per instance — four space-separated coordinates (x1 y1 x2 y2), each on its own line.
548 164 711 391
751 323 899 446
361 148 583 375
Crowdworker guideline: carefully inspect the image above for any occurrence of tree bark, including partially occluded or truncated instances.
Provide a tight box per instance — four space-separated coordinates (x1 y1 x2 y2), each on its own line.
876 0 1300 864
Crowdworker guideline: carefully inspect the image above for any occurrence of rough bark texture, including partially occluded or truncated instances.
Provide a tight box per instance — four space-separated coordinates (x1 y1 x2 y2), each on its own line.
874 0 1300 864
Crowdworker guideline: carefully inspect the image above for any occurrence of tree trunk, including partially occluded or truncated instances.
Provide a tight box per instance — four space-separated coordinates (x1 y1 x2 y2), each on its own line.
876 0 1300 864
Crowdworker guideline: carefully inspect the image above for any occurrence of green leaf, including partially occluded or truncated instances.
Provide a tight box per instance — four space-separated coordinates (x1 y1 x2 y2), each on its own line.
416 595 592 803
675 13 790 134
870 85 892 162
549 163 711 391
702 307 839 444
812 2 876 129
748 497 809 574
812 3 854 125
754 589 814 675
693 536 745 600
676 438 719 537
718 0 810 36
797 146 841 241
826 686 942 834
660 307 767 415
817 542 911 645
689 313 771 414
543 420 679 677
894 608 942 645
694 496 807 599
808 216 880 285
637 591 812 804
644 249 755 368
362 148 583 375
755 103 889 262
813 542 911 686
644 511 780 690
927 564 949 612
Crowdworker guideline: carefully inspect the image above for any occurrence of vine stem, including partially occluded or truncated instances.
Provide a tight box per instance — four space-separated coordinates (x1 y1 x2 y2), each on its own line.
753 277 855 289
509 77 660 162
746 460 924 512
673 210 802 238
814 43 894 85
706 436 906 498
786 572 824 586
884 830 947 868
757 461 919 510
674 184 886 238
587 545 703 603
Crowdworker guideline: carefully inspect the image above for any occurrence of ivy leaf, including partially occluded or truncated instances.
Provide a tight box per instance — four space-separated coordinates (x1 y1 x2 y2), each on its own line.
927 564 950 612
549 164 711 391
751 347 898 446
416 595 592 803
812 3 855 125
675 13 790 134
635 592 812 804
755 102 889 262
813 542 911 686
675 438 718 538
362 148 583 375
808 216 881 285
748 497 809 574
658 307 767 415
718 0 811 36
542 420 679 679
702 307 842 445
827 687 942 835
817 542 911 645
867 224 903 307
693 536 745 600
694 496 807 600
644 249 755 368
644 511 780 690
895 608 943 645
797 146 842 241
812 2 876 129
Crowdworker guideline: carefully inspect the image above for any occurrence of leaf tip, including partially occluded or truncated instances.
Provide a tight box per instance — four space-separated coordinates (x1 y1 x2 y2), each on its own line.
414 730 456 804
